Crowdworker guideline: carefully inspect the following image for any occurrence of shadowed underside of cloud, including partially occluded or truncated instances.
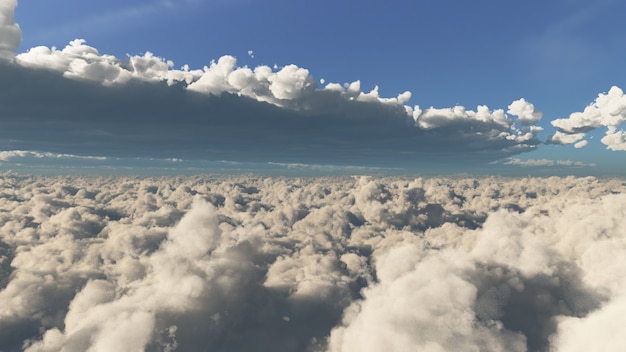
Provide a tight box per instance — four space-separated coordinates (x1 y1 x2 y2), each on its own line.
1 175 626 351
0 27 546 168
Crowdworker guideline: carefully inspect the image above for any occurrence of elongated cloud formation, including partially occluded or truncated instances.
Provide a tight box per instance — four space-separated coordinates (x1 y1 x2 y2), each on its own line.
1 174 626 351
2 37 544 166
0 0 20 60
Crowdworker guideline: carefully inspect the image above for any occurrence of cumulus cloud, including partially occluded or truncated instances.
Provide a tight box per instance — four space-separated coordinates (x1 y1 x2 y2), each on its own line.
507 98 543 126
550 86 626 151
0 0 20 60
1 174 625 351
0 0 545 167
0 52 544 166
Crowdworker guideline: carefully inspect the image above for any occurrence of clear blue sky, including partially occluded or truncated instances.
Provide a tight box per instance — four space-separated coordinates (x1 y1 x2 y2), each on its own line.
3 0 626 175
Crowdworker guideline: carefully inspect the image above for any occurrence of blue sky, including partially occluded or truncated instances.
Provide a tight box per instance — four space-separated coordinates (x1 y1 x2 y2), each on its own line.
2 0 626 175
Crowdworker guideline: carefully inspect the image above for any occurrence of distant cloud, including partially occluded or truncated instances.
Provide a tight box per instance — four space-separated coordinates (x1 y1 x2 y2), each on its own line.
497 158 596 168
1 41 544 166
507 98 543 126
574 140 589 149
0 150 107 162
0 0 21 60
550 86 626 151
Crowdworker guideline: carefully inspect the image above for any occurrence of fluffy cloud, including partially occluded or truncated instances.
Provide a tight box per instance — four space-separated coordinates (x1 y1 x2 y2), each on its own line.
550 86 626 151
1 174 625 351
507 98 543 126
0 53 543 166
15 39 186 85
0 0 544 166
0 0 20 60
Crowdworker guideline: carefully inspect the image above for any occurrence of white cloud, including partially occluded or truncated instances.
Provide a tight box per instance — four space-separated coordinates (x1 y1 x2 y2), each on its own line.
601 127 626 151
508 98 543 126
413 105 511 130
0 150 107 161
2 175 626 350
0 0 21 60
500 158 596 168
15 40 187 86
574 140 589 149
548 131 586 145
550 86 626 151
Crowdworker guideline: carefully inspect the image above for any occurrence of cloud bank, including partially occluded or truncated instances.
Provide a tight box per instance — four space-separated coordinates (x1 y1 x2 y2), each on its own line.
0 38 545 166
1 174 626 351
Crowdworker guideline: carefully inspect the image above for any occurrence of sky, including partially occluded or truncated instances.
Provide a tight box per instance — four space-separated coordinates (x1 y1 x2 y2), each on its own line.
2 0 626 176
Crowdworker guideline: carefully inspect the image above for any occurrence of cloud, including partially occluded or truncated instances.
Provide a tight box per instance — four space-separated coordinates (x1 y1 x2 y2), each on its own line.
1 174 626 351
0 0 544 167
0 51 543 167
0 0 21 60
550 86 626 151
507 98 543 126
497 158 596 168
574 140 589 149
0 150 107 162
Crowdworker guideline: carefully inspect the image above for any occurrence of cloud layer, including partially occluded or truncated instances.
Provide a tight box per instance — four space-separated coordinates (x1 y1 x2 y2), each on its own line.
1 174 625 351
0 30 545 166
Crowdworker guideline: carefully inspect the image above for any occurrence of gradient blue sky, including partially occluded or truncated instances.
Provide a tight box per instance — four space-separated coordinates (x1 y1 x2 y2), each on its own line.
3 0 626 175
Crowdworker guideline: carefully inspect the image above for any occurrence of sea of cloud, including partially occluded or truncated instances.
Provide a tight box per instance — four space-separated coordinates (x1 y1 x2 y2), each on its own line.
3 0 626 170
1 174 625 351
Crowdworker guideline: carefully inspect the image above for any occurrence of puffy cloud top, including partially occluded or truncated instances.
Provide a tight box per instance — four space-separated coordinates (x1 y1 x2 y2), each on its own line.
550 86 626 150
0 0 21 60
507 98 543 126
2 40 545 164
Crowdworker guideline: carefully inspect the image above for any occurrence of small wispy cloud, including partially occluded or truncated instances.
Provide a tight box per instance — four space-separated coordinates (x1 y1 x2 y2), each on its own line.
495 157 596 168
0 150 107 162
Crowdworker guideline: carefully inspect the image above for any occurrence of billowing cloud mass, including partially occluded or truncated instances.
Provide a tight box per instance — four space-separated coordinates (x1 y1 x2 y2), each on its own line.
0 0 20 60
0 14 547 167
550 86 626 150
1 174 625 351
